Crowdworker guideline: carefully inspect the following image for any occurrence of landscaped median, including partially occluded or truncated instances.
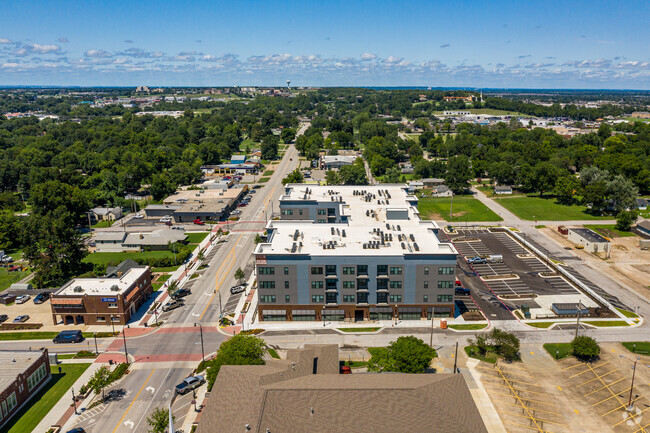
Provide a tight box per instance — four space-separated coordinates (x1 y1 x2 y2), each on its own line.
1 363 91 433
0 331 116 341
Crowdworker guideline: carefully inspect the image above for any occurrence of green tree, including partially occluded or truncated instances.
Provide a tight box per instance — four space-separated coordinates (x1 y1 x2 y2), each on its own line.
254 234 263 244
206 335 266 390
281 128 296 143
571 336 600 360
339 159 368 185
489 328 520 362
166 279 179 294
150 172 176 201
0 211 20 250
325 170 342 185
616 210 637 231
146 407 174 433
445 155 472 193
383 166 402 183
234 267 245 284
261 135 279 160
282 168 304 185
553 176 581 205
531 161 562 196
88 365 111 401
606 175 639 213
197 248 205 262
367 336 436 373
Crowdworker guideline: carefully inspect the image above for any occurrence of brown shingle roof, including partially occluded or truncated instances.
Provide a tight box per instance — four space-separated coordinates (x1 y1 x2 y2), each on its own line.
196 345 487 433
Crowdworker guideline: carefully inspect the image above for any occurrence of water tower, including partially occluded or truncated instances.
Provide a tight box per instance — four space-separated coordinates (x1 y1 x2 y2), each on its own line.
286 80 291 90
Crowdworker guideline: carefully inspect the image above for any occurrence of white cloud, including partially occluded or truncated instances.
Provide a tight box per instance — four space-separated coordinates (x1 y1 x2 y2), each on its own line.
85 49 112 58
360 52 377 60
383 56 403 64
0 38 13 44
30 43 61 54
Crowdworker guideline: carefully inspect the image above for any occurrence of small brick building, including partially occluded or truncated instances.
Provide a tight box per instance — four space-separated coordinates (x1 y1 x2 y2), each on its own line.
50 263 153 326
0 349 51 430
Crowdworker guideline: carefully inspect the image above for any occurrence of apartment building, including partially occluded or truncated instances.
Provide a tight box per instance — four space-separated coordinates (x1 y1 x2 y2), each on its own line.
254 185 458 322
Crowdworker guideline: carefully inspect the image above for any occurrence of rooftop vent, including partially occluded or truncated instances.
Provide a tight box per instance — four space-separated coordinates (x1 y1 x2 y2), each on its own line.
414 242 420 251
401 242 405 249
342 229 346 237
409 234 415 242
73 286 83 293
291 243 297 253
110 284 120 292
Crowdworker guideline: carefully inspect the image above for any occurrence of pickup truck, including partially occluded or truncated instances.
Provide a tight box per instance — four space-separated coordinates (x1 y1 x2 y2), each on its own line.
467 256 487 265
175 375 205 395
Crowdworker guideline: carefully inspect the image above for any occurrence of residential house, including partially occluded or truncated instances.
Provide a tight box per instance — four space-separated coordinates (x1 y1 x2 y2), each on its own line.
91 207 123 221
433 185 453 197
494 185 513 195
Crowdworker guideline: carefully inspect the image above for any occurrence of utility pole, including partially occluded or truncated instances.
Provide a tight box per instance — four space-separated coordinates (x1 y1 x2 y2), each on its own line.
453 342 459 373
575 300 582 339
93 332 98 355
429 309 435 347
122 328 129 365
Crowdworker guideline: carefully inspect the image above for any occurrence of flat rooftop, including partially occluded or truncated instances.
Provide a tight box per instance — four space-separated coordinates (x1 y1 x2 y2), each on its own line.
163 188 242 205
570 228 609 243
56 267 148 296
0 350 45 391
259 184 455 257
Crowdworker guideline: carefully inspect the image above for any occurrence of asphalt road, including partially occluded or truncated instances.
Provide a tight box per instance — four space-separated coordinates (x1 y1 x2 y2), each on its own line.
69 126 303 433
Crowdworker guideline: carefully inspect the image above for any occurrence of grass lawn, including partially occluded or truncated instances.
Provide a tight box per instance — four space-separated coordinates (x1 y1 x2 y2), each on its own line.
0 268 31 292
418 196 502 222
464 345 498 363
91 220 112 228
526 322 556 328
447 324 487 330
185 232 209 244
152 265 181 272
584 320 629 327
157 274 171 282
494 196 611 221
240 138 256 151
543 343 572 360
622 342 650 355
338 327 381 333
83 250 174 266
267 348 280 359
616 308 638 318
0 363 91 433
258 177 270 183
344 360 369 368
152 282 164 291
584 224 636 238
263 170 274 176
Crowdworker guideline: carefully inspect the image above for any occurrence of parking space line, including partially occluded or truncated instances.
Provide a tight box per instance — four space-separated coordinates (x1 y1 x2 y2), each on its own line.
486 381 548 396
586 378 626 397
569 362 609 378
497 400 562 416
476 366 534 378
577 369 617 386
502 419 555 432
601 396 644 416
562 362 586 371
496 410 567 427
490 391 557 406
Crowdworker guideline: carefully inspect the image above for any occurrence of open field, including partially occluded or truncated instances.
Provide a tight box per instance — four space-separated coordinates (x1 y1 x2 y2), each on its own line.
0 363 91 433
494 196 611 221
0 268 31 292
543 342 572 359
185 232 209 244
83 250 174 266
418 196 502 222
622 341 650 354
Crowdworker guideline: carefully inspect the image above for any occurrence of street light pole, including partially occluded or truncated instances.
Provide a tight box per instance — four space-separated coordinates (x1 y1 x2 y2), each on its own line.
93 332 98 355
429 309 434 347
111 317 115 335
453 341 459 373
195 323 205 362
575 300 582 340
72 388 78 415
122 328 129 365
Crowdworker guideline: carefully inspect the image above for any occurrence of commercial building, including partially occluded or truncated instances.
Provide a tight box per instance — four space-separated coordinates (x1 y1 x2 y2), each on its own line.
195 345 488 433
568 228 611 254
637 220 650 237
50 263 152 325
0 349 51 430
254 185 458 322
93 229 186 253
319 155 357 170
160 187 247 221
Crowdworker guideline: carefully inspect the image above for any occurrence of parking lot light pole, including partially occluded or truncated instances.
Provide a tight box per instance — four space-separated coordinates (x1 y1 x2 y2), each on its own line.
194 323 205 362
619 355 649 411
122 328 129 365
93 332 98 355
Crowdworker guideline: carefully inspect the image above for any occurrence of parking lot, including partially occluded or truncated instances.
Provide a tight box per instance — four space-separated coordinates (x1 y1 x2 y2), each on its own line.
449 229 581 300
559 352 650 432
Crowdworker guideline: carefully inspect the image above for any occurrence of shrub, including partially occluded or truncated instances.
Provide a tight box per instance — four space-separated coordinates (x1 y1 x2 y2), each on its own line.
108 363 129 382
571 336 600 360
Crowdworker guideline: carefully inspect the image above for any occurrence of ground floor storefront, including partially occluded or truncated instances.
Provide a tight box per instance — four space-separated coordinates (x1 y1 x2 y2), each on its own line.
258 304 453 322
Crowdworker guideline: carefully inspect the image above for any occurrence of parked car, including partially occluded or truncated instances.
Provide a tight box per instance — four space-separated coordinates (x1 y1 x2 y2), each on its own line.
160 216 172 222
1 256 13 263
249 190 256 194
13 315 29 323
340 366 352 374
193 218 205 225
66 428 86 433
8 265 21 272
53 330 84 344
33 292 50 304
15 295 30 304
230 284 246 295
133 214 144 219
467 256 487 265
455 286 470 296
175 375 206 395
244 195 252 200
164 221 173 226
231 210 242 216
0 314 8 323
172 226 185 230
162 299 184 312
253 185 262 189
237 203 247 207
171 288 191 299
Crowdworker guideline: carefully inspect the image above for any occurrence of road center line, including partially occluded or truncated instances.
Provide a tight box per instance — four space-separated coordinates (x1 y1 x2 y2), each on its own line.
111 369 156 433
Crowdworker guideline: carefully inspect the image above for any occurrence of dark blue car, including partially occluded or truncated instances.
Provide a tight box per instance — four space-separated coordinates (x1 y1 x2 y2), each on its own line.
53 330 84 344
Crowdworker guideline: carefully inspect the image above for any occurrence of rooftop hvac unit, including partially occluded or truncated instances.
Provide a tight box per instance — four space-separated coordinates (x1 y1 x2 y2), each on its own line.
386 223 390 230
386 200 389 205
291 243 297 253
110 285 120 292
342 229 346 237
336 228 340 236
366 210 370 216
331 196 334 201
414 243 420 251
410 234 415 242
331 227 335 235
397 225 401 231
73 286 83 293
363 243 367 249
323 244 328 250
401 242 405 249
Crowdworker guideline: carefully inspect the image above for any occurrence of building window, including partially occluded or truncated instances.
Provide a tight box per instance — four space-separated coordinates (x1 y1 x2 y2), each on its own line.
325 292 338 304
389 281 402 289
111 316 120 322
325 265 337 276
260 295 276 303
327 208 336 216
27 364 47 391
377 292 388 304
377 265 388 275
357 279 369 290
317 209 327 215
390 267 402 275
318 219 326 223
357 292 369 303
438 281 454 289
259 281 276 289
299 210 303 215
284 281 290 289
342 267 355 275
438 267 454 275
285 295 291 303
437 295 453 302
108 303 118 308
311 281 324 289
259 267 275 275
1 400 6 417
377 279 388 290
423 295 429 302
424 267 429 275
312 295 324 303
97 316 106 322
311 267 323 275
357 265 368 275
343 295 355 303
284 267 289 275
342 281 355 289
6 392 17 412
389 295 402 303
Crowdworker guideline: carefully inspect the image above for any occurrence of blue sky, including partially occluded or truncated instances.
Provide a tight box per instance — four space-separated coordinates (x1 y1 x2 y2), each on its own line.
1 0 649 88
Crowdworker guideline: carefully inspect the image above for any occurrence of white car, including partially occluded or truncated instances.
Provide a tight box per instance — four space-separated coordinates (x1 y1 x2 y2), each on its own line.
133 214 144 219
160 216 172 222
15 295 31 304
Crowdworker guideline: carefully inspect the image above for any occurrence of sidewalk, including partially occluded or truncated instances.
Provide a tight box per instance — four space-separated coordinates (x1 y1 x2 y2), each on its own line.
33 362 104 433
